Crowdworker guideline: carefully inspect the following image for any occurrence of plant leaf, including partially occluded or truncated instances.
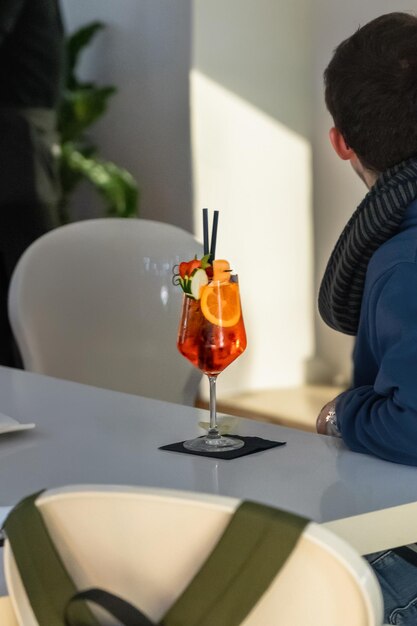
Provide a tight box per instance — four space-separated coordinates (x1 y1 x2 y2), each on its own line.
58 86 116 142
66 21 105 88
60 144 139 218
57 20 139 221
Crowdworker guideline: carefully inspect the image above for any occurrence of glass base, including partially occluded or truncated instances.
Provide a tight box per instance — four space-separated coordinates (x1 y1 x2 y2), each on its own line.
183 434 244 453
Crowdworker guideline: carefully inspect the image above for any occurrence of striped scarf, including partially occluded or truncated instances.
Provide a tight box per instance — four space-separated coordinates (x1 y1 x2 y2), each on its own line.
319 157 417 335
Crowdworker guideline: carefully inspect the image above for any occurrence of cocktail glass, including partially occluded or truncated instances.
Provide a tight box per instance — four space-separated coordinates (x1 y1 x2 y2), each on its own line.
177 276 247 452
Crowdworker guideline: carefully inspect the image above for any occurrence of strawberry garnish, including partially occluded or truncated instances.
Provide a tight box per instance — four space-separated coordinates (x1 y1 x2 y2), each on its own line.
173 254 211 299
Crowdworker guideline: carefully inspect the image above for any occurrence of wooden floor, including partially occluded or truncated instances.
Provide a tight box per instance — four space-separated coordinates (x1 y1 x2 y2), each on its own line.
197 385 345 433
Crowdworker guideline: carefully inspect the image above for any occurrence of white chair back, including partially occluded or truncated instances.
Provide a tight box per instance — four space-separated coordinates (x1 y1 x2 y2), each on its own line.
4 486 383 626
8 218 203 405
0 597 18 626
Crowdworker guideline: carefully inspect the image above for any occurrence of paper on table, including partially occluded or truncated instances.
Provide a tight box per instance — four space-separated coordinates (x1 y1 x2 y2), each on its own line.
198 416 239 434
0 411 35 435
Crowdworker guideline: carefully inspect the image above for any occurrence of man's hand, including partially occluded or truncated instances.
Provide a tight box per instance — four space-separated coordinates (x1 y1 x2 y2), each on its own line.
316 399 338 435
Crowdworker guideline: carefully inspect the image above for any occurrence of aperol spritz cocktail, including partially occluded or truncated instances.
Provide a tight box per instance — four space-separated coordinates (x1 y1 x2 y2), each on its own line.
176 259 247 452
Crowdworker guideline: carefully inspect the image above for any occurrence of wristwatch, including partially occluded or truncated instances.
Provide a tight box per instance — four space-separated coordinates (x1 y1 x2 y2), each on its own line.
325 404 341 437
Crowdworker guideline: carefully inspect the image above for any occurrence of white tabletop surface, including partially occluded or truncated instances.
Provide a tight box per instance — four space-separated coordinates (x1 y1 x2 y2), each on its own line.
0 365 416 525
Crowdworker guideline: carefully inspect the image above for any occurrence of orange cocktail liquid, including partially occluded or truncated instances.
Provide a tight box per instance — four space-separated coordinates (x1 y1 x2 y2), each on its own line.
177 296 247 376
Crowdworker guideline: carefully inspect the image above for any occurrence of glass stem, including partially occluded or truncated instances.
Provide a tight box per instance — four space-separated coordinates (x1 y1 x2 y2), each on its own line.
207 375 220 439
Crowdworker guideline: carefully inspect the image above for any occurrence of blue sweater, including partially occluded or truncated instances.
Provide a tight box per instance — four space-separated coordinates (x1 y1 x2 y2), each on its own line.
337 198 417 465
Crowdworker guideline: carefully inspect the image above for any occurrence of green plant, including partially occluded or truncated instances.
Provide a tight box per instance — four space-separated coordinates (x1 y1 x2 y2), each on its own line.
57 21 139 223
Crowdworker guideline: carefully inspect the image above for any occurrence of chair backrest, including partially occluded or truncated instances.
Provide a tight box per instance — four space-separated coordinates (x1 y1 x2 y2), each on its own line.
0 597 18 626
8 218 203 406
4 486 383 626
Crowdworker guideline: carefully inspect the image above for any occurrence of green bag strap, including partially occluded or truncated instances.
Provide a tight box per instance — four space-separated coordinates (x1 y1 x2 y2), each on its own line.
66 588 155 626
3 491 99 626
4 495 308 626
161 500 308 626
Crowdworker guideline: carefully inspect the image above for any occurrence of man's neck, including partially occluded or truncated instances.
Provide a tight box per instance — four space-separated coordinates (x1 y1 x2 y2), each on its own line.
350 156 379 189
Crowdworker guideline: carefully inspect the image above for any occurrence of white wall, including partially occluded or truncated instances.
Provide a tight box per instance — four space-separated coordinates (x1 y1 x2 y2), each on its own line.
60 0 194 230
191 72 313 397
192 0 315 397
193 0 312 140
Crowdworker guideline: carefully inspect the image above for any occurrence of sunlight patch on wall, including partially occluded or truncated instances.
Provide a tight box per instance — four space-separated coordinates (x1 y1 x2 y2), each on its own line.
191 69 314 398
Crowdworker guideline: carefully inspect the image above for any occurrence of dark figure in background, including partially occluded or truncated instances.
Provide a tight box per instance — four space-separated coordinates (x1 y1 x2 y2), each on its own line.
0 0 64 366
316 13 417 625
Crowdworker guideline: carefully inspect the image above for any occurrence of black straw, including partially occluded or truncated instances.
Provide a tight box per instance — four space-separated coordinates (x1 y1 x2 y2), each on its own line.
203 208 209 255
209 210 219 262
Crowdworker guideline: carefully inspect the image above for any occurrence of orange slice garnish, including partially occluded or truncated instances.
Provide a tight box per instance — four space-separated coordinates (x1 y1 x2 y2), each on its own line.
212 259 231 282
200 282 241 327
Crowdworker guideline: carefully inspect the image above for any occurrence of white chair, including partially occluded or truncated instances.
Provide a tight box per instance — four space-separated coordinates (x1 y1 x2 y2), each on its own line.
3 485 383 626
0 597 18 626
8 218 203 406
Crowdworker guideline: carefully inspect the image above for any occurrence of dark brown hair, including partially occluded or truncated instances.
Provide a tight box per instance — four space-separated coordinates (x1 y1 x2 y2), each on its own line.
324 12 417 172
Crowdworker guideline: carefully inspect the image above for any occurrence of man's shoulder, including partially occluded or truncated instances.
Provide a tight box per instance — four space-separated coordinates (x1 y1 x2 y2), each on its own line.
366 226 417 290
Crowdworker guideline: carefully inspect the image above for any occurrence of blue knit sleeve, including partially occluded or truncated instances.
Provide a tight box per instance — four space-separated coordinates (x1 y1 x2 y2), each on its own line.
336 262 417 465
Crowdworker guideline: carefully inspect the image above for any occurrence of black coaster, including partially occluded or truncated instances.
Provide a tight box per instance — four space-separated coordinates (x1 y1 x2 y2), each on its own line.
159 435 286 460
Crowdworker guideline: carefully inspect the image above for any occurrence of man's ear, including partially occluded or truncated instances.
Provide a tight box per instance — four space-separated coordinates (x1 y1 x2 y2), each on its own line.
329 127 355 160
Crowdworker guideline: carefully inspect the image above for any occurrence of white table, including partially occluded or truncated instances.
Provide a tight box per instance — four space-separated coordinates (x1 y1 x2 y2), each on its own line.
0 365 416 525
